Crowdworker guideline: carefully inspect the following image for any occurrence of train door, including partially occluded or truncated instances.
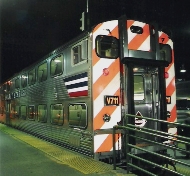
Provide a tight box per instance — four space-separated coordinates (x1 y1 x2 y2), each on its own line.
126 63 167 146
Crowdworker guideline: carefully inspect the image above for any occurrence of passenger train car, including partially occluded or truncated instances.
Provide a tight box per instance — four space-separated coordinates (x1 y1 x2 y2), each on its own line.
0 15 176 166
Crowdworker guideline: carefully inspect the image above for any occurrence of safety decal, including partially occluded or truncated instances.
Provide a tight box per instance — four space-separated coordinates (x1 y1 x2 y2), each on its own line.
135 111 147 128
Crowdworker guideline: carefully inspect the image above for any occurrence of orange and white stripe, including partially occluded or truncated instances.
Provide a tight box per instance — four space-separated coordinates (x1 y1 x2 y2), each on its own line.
127 20 150 51
159 31 177 138
92 20 121 153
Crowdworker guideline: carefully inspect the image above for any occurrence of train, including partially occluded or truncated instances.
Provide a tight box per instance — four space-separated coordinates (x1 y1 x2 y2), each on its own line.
0 15 176 167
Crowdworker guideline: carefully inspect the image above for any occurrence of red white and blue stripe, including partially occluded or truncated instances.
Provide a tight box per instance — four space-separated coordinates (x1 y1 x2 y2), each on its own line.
64 72 88 97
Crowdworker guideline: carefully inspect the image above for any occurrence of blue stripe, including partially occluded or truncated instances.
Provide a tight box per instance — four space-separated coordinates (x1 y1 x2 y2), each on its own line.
66 81 87 90
64 72 87 83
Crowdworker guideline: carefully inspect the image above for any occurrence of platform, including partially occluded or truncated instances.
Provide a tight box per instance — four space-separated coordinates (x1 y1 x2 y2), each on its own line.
0 124 135 176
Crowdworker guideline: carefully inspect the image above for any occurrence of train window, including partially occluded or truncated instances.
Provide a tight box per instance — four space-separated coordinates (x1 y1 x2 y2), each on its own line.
95 35 119 59
50 104 64 125
159 44 172 64
21 105 27 120
10 104 15 119
28 105 35 120
72 45 81 65
68 103 87 129
15 77 20 89
21 74 27 88
38 62 47 82
28 68 36 86
37 104 47 123
50 55 63 77
134 75 144 101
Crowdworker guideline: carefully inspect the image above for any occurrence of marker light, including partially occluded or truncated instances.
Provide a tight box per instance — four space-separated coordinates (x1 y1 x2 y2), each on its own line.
165 72 169 78
103 68 109 76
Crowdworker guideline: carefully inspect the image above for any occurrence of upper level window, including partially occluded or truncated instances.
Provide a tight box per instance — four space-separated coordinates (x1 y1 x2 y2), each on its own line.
72 45 82 65
50 55 63 76
28 68 36 86
38 62 47 82
21 74 27 88
5 81 11 92
15 77 20 89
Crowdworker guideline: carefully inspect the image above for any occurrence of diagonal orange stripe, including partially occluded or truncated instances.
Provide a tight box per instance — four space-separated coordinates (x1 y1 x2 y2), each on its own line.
96 134 121 153
168 105 177 122
127 20 135 29
93 23 102 33
93 59 120 100
128 24 150 50
166 77 175 95
93 89 120 130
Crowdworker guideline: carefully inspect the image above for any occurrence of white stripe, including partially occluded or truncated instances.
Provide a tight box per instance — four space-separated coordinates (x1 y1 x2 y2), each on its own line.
65 77 88 86
128 21 146 43
68 86 88 93
111 136 121 150
167 90 177 122
94 73 120 118
138 35 150 51
93 59 115 84
100 107 121 129
93 20 118 49
94 134 109 152
166 64 175 88
94 134 122 152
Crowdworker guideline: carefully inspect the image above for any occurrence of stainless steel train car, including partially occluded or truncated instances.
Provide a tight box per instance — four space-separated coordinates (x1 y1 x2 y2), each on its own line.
0 16 176 166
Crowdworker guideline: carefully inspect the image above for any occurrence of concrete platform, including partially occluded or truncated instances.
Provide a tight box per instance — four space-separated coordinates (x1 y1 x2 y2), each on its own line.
0 124 135 176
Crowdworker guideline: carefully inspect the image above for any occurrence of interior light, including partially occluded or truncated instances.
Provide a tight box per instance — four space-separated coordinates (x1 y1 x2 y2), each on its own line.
54 59 61 63
180 64 186 73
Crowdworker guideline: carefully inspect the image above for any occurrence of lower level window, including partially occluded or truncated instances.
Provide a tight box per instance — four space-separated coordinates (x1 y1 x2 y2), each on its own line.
28 105 35 120
38 104 47 123
50 104 63 125
68 103 87 128
21 105 27 120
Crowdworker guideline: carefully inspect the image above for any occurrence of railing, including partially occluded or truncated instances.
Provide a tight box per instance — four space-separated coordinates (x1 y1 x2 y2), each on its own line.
112 114 190 175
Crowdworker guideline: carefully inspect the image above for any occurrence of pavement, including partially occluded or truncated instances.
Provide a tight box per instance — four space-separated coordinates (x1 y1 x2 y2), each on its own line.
0 124 190 176
0 124 135 176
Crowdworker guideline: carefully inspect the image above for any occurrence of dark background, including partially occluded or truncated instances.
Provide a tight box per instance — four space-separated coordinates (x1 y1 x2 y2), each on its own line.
1 0 190 83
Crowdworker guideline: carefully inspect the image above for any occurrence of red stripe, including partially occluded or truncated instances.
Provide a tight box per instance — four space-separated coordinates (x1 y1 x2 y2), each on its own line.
96 134 121 152
69 90 88 97
128 24 150 50
168 105 177 122
166 77 175 96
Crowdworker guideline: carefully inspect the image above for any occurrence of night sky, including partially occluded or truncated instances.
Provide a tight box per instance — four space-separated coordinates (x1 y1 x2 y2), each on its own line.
1 0 190 83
